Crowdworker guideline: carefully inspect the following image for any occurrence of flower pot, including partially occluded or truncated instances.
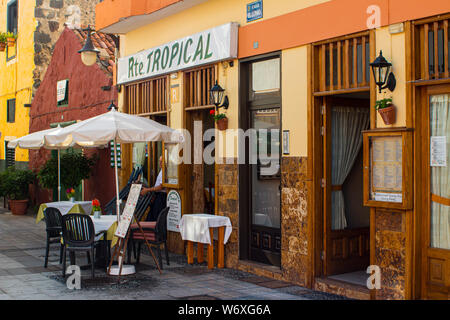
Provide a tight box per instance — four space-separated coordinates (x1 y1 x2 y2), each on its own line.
216 118 228 131
7 38 15 47
8 199 28 215
93 210 101 219
69 197 75 202
378 105 396 125
0 43 5 52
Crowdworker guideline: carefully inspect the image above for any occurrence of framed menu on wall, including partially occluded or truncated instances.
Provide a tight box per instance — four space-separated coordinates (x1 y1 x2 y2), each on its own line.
363 128 413 210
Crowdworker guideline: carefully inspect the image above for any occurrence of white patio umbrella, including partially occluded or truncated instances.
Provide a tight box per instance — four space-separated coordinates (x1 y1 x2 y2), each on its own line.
7 125 75 201
45 108 183 222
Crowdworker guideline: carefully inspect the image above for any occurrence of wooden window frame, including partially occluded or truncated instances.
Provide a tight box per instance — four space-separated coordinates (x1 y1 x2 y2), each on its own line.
184 64 217 111
162 141 182 189
6 98 15 123
412 13 450 84
125 75 169 116
312 31 372 95
362 128 413 210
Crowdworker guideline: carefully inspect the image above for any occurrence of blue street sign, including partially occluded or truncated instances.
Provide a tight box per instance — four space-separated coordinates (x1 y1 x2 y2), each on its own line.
247 0 263 22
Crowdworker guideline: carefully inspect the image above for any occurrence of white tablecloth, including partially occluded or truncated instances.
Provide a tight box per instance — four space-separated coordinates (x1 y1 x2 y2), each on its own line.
89 215 117 241
180 213 232 245
45 201 92 215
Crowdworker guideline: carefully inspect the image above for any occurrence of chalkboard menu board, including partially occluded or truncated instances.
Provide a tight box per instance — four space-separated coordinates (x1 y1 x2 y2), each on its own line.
363 129 413 210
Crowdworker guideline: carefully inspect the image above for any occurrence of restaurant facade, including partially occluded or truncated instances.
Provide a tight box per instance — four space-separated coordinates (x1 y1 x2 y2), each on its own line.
29 27 117 208
95 0 450 300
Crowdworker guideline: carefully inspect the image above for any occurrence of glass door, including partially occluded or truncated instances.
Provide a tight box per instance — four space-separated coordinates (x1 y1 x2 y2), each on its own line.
249 108 281 266
422 86 450 299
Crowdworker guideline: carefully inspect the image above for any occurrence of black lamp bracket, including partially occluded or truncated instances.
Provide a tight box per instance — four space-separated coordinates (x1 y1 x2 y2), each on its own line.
380 72 396 93
215 96 229 111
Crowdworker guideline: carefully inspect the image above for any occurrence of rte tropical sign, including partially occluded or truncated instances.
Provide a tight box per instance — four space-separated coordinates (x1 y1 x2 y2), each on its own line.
117 22 239 85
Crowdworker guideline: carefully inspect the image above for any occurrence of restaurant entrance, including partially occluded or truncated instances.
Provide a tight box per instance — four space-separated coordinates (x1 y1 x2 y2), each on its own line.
185 109 216 215
239 54 282 267
419 84 450 299
320 93 371 282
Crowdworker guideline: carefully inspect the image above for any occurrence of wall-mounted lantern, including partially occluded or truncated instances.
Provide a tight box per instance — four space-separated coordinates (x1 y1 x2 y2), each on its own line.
209 81 229 110
78 25 99 66
370 50 396 93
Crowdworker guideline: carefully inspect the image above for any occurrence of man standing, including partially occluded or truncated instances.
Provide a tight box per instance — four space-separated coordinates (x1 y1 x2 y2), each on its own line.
140 156 166 221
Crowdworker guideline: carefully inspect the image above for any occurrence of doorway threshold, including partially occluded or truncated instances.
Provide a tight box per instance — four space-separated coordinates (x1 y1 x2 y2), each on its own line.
314 274 371 300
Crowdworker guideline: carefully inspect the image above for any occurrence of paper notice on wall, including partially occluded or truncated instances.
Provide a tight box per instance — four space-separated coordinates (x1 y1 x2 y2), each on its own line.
373 192 402 203
430 136 447 167
57 80 68 102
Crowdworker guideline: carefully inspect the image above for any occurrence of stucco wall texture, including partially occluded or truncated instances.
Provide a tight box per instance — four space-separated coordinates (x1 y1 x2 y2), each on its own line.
29 27 116 208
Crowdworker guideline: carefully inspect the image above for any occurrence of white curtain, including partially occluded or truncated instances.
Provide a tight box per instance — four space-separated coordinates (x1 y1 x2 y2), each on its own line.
331 106 370 230
430 94 450 249
132 142 146 169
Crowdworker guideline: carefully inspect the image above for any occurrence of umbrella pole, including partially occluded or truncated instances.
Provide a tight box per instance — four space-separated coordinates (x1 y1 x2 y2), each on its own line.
58 149 61 202
113 138 120 224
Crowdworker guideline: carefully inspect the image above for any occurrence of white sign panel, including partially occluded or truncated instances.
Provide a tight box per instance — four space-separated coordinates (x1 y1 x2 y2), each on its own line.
372 192 402 203
430 136 447 167
117 23 238 85
114 184 142 238
167 190 182 232
57 80 68 102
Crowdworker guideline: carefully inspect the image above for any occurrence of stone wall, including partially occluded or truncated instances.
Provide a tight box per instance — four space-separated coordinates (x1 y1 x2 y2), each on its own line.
33 0 102 95
280 156 311 287
216 159 240 267
215 157 312 287
374 209 407 299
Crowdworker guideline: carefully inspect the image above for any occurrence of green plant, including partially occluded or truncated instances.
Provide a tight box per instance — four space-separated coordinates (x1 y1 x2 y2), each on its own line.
5 32 16 39
0 32 6 44
38 152 96 191
0 167 35 200
374 98 393 110
209 109 227 122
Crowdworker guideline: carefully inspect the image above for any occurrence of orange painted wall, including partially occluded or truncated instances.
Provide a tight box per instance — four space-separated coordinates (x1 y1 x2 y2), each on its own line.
95 0 181 32
238 0 450 58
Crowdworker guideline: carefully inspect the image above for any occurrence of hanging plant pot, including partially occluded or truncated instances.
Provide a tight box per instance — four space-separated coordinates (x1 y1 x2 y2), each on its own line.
8 199 28 215
378 104 396 125
216 117 228 131
0 43 6 52
7 38 15 47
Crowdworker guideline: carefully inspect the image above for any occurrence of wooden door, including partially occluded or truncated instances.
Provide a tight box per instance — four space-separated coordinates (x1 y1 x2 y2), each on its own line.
322 96 370 276
420 84 450 299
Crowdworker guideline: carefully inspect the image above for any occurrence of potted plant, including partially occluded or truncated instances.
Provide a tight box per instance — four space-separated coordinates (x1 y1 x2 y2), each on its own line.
210 109 228 131
5 32 16 47
92 199 101 218
375 98 396 125
66 188 76 202
0 33 6 52
0 167 35 215
38 152 96 202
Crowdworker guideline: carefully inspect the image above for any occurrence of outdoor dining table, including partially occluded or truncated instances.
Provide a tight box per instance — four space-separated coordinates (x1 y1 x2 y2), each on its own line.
36 200 93 224
90 215 119 247
180 213 232 269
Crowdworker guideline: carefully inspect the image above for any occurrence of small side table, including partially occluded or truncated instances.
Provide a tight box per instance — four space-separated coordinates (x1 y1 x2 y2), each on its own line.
180 214 232 269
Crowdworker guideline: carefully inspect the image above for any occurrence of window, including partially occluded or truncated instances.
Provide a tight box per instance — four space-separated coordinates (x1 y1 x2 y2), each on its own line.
184 65 217 108
5 142 15 168
7 1 18 34
125 76 168 115
57 79 69 107
7 99 15 123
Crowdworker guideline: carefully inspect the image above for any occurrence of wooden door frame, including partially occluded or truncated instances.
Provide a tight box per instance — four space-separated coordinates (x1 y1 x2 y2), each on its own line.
309 29 377 287
238 52 282 264
418 83 450 299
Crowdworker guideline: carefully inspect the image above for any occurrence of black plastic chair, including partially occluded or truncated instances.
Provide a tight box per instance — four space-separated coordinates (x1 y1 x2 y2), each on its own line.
61 214 107 278
43 207 63 268
129 207 170 269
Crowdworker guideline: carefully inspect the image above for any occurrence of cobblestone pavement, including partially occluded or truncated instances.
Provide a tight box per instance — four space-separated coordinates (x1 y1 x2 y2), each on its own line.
0 209 348 300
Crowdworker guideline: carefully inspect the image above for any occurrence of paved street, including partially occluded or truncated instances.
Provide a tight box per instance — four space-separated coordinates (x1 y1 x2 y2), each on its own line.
0 208 346 300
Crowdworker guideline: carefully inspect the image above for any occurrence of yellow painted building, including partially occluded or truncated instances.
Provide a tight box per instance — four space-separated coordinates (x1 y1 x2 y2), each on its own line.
96 0 450 300
0 0 35 170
